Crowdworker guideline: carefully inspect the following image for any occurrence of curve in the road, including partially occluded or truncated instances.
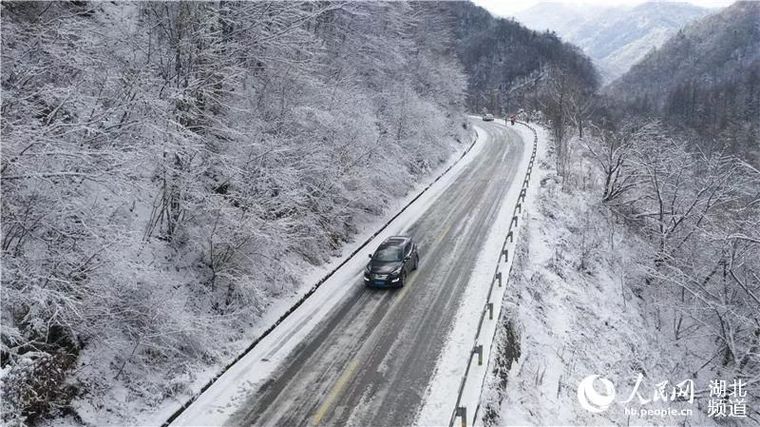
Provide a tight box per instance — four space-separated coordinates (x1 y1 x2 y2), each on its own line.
225 120 525 427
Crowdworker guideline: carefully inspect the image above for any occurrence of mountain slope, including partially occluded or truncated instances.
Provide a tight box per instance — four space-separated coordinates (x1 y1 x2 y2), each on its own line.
513 2 613 35
446 1 598 113
516 2 711 82
607 1 760 161
0 2 469 424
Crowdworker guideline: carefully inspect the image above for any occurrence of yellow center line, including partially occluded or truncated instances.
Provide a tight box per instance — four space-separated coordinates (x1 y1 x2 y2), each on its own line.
309 155 476 425
310 357 361 426
310 272 419 426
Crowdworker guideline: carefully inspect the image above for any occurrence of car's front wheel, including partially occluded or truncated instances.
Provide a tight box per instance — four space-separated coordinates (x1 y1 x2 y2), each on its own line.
413 253 419 271
400 271 407 287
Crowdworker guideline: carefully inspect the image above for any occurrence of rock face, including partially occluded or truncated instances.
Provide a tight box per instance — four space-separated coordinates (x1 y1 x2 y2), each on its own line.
515 2 712 83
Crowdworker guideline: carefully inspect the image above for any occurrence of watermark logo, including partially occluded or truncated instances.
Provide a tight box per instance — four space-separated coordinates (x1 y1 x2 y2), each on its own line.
576 374 748 419
707 379 747 418
577 375 616 413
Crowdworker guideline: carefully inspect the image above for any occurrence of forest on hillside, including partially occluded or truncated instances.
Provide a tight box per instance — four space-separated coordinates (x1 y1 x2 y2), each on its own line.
498 1 760 422
607 1 760 165
515 1 711 82
1 2 470 423
444 1 599 115
2 0 757 425
0 1 599 424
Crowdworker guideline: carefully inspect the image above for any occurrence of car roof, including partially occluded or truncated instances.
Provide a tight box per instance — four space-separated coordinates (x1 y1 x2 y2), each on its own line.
381 236 411 247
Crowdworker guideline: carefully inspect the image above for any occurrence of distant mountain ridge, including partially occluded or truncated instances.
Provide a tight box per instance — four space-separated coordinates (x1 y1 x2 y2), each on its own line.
446 1 598 113
515 2 712 82
608 1 760 163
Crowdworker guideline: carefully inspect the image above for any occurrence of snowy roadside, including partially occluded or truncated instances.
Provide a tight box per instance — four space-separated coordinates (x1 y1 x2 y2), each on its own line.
415 120 540 427
478 130 718 426
112 121 488 427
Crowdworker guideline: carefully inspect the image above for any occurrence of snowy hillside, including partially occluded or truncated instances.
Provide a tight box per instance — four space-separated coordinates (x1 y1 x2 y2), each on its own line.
446 1 598 113
607 1 760 164
512 2 614 34
481 121 760 425
2 1 758 426
515 2 712 82
0 2 468 424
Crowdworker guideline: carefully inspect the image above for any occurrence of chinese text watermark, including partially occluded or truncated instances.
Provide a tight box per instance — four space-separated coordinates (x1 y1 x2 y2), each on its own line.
577 373 749 420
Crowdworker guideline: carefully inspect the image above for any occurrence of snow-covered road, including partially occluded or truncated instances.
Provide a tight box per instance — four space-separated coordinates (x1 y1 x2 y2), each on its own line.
170 119 528 427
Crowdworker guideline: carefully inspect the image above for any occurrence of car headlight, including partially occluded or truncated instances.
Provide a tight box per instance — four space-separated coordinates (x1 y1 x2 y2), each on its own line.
391 267 402 276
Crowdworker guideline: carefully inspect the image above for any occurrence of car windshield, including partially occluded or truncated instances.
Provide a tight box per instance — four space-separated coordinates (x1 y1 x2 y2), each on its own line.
374 247 402 262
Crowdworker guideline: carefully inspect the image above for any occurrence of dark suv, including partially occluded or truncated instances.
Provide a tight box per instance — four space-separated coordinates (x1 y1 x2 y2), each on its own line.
364 236 419 288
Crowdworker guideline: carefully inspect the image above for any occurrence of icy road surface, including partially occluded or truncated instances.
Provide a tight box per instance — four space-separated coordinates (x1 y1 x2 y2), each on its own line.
171 119 525 427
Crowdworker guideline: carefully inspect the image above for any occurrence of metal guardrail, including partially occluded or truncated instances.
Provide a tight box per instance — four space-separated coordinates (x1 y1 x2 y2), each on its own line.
448 122 538 427
161 127 482 427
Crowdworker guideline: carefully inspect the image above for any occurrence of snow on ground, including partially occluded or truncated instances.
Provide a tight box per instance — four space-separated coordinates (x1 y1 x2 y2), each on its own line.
154 123 490 427
479 130 718 426
415 120 537 427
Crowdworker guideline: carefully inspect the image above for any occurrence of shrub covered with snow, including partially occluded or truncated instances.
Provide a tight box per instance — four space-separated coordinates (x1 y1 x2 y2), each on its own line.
0 2 467 423
484 123 759 424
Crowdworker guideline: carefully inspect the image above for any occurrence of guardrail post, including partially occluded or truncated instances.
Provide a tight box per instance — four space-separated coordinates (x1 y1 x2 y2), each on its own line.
474 344 483 365
456 407 467 427
447 124 538 427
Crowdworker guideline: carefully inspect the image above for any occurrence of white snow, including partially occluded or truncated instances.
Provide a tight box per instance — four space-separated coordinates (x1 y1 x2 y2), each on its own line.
163 123 490 427
478 129 719 426
415 120 540 427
